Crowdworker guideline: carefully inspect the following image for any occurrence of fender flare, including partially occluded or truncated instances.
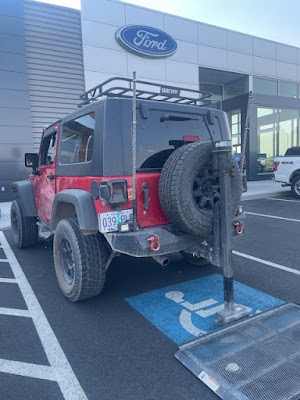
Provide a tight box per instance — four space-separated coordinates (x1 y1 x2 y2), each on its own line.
290 169 300 183
51 189 98 234
11 181 37 217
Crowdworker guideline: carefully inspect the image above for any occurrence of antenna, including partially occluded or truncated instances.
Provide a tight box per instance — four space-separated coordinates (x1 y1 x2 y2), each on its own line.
131 71 138 231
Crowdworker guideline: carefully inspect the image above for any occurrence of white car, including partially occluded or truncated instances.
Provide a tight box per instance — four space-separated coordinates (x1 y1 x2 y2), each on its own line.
274 147 300 198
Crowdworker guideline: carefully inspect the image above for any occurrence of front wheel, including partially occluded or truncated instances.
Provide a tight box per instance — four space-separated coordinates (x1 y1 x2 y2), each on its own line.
181 251 210 267
53 217 110 302
291 176 300 199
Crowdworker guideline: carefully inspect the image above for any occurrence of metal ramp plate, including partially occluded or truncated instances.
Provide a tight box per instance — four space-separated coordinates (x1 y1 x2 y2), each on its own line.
175 303 300 400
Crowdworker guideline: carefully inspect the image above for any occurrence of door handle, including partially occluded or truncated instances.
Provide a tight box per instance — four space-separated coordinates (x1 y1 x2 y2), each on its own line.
47 174 55 180
142 182 149 210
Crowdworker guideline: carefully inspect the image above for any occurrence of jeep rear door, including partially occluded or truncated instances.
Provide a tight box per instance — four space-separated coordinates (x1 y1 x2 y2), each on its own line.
35 125 58 224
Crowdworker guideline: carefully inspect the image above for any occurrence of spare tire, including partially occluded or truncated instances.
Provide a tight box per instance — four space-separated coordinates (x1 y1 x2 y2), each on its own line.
159 141 242 236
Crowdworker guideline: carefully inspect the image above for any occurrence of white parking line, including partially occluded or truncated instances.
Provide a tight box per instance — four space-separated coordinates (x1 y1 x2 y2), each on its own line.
0 278 16 283
0 232 88 400
266 197 300 203
0 307 31 317
245 211 300 223
0 359 55 381
233 250 300 276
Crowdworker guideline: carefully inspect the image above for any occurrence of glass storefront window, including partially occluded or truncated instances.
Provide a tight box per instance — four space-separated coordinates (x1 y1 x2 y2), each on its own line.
278 81 299 98
278 109 298 155
257 108 277 173
253 78 299 98
253 78 277 96
228 110 242 153
225 77 247 99
200 83 223 102
257 107 299 174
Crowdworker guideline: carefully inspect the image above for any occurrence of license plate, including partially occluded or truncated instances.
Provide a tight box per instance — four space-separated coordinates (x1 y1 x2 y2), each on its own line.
99 209 133 233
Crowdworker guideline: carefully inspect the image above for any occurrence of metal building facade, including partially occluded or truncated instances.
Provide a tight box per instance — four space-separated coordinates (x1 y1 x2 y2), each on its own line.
1 0 300 201
0 0 85 201
0 0 32 201
24 0 85 152
81 0 300 181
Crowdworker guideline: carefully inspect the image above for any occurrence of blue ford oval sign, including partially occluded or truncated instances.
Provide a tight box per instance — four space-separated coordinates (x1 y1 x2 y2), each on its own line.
115 25 177 58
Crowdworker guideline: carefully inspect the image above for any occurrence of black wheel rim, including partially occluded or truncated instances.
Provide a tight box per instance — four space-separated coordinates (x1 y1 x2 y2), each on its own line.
58 238 75 286
11 209 19 235
193 164 220 213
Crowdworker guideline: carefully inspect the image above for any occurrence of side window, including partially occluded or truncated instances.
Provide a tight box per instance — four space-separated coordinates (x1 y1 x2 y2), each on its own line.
40 132 56 166
60 112 95 164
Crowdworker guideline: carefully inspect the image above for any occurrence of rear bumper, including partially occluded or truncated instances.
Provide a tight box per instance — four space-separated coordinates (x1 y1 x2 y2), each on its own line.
274 174 289 184
104 225 209 257
104 213 245 258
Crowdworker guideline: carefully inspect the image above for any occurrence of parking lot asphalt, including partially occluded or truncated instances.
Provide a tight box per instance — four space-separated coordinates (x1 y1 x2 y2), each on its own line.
0 193 299 400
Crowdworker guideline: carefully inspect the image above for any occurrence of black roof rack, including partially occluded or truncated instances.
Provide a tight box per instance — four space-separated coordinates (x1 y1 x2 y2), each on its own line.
78 76 212 108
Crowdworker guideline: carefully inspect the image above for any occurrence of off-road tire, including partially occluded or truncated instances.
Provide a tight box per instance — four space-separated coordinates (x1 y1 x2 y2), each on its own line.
159 141 242 236
291 175 300 199
53 217 110 302
181 251 210 267
10 200 38 248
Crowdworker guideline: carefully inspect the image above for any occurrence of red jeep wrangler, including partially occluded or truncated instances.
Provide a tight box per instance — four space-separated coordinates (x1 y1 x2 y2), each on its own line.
11 77 243 302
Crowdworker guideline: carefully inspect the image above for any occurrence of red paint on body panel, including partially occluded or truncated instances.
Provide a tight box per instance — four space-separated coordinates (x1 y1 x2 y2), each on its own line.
56 172 169 228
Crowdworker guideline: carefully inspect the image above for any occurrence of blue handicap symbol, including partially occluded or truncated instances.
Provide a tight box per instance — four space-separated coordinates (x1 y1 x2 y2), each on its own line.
125 274 284 344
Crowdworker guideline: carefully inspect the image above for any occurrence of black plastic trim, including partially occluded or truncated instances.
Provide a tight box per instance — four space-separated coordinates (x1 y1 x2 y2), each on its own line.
51 189 98 234
10 181 37 217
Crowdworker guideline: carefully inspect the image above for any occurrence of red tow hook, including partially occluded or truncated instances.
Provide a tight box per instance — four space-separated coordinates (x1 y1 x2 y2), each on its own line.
234 221 244 235
148 235 160 252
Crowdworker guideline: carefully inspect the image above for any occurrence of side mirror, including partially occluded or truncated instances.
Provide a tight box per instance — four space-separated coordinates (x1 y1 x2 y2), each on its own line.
25 153 39 172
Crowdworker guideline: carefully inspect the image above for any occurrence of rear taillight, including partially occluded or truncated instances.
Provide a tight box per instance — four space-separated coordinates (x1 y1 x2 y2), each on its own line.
183 135 200 142
273 161 280 172
99 179 128 205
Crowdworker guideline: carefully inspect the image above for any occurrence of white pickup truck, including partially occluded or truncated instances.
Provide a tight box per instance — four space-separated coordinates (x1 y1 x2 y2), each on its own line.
274 147 300 198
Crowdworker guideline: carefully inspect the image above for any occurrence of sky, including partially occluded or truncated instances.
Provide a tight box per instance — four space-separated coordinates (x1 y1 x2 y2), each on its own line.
33 0 300 48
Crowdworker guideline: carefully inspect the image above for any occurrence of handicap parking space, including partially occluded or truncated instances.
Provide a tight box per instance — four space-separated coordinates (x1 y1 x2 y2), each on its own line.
126 274 283 344
0 194 299 400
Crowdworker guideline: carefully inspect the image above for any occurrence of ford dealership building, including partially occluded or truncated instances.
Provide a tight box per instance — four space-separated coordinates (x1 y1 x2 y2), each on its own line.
1 0 300 199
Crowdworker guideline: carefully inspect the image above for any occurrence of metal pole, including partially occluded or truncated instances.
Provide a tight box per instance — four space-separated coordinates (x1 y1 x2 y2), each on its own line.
241 91 252 169
214 142 250 326
219 150 235 314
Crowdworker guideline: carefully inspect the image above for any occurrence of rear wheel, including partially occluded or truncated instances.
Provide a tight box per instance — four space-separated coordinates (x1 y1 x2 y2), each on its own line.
181 251 210 266
53 217 110 302
291 175 300 199
10 200 38 248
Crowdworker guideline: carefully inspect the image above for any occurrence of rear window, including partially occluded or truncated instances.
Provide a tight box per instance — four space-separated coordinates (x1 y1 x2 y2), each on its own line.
60 113 95 164
136 108 210 170
285 147 300 156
